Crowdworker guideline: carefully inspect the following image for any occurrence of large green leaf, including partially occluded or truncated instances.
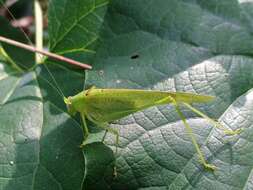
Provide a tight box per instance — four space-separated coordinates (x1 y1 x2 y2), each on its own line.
1 0 253 190
86 1 253 189
0 0 111 189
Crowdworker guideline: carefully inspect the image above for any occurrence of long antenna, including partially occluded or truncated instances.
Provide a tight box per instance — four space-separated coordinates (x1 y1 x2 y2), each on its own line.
0 36 92 69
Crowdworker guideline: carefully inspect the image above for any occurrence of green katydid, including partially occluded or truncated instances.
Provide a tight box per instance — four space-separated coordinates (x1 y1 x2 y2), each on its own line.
0 0 241 173
64 87 241 171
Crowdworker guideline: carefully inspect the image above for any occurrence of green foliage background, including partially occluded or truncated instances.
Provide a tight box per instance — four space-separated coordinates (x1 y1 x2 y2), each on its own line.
1 0 253 189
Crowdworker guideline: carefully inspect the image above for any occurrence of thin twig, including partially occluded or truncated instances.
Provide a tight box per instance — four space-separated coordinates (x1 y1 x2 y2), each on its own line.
0 36 92 69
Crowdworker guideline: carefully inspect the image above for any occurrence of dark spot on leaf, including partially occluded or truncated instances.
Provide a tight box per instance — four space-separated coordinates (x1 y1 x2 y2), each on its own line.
98 70 104 75
131 54 139 59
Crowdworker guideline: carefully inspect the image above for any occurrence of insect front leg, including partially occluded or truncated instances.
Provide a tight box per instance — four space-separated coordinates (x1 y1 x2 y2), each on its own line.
80 114 90 148
168 96 217 171
182 103 242 135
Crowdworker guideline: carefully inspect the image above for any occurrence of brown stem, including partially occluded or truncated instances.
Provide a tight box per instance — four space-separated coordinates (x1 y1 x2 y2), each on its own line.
0 35 92 69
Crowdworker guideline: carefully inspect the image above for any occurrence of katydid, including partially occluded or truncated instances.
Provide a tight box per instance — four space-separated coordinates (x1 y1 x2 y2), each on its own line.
64 87 241 171
0 1 241 173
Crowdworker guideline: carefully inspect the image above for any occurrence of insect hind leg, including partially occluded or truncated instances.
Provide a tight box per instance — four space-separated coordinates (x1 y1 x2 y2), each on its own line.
168 96 216 171
182 103 242 135
98 124 120 155
102 130 108 142
98 123 119 177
